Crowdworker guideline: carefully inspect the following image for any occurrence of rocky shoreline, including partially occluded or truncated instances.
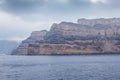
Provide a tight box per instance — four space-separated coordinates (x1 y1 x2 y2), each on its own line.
12 18 120 55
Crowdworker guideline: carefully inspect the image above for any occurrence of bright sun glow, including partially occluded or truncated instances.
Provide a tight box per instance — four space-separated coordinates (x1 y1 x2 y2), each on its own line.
90 0 108 4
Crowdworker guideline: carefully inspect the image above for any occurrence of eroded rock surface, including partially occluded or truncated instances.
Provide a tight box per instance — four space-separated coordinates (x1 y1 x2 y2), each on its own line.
12 18 120 55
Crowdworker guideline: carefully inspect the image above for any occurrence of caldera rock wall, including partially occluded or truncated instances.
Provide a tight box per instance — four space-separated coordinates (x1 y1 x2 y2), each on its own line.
12 18 120 55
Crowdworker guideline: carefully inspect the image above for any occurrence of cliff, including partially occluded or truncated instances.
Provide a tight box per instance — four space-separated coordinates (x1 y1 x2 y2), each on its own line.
12 18 120 55
12 30 48 55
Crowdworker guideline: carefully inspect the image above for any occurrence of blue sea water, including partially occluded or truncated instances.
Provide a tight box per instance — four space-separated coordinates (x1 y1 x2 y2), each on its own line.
1 54 120 80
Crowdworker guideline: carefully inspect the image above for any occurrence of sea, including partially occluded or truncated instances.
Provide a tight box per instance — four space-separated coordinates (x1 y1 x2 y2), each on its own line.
1 54 120 80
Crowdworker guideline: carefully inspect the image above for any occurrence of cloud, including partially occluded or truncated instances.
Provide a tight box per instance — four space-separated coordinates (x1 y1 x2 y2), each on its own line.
3 1 120 16
0 0 92 15
108 0 120 9
53 0 69 4
0 0 119 16
0 0 47 14
90 0 108 4
0 11 51 41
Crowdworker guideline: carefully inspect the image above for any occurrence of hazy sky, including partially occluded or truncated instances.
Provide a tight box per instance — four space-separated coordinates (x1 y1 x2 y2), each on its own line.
0 0 120 41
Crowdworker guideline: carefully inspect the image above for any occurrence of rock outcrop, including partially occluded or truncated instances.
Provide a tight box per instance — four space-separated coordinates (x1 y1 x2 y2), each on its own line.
77 18 120 26
12 30 48 55
12 18 120 55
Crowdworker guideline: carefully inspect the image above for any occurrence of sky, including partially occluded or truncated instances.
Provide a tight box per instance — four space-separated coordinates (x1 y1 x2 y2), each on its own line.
0 0 120 41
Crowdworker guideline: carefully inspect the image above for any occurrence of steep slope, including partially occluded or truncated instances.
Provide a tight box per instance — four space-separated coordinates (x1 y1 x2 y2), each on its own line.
12 18 120 55
12 30 48 55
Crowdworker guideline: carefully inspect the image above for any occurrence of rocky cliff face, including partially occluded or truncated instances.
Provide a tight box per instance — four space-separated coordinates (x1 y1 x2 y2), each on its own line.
12 18 120 55
77 18 120 26
12 30 48 55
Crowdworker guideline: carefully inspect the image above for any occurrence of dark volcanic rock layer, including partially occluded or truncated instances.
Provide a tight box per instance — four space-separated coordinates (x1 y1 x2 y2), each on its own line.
12 18 120 55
